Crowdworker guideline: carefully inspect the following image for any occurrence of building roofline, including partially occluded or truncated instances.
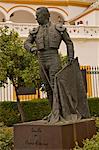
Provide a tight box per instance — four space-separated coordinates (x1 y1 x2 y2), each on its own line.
0 0 95 7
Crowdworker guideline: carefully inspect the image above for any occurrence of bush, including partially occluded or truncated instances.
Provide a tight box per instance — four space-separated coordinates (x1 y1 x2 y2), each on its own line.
0 123 13 150
96 117 99 131
74 132 99 150
88 98 99 117
0 98 98 126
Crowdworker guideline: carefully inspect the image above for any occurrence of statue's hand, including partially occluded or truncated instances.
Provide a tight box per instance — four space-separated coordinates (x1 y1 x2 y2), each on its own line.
68 57 74 65
30 47 38 54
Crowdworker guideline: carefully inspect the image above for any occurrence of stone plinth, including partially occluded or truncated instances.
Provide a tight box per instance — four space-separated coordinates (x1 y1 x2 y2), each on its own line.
14 118 96 150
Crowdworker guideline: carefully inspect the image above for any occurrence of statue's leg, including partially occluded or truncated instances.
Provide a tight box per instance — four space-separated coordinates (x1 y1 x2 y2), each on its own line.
39 64 53 108
49 55 61 90
46 85 53 108
48 55 61 109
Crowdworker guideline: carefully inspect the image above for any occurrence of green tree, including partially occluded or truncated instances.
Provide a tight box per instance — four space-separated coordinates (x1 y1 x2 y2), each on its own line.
60 54 68 66
0 27 40 122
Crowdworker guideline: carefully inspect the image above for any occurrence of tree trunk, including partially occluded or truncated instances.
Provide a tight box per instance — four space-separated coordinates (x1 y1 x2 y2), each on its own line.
37 84 40 99
14 86 26 122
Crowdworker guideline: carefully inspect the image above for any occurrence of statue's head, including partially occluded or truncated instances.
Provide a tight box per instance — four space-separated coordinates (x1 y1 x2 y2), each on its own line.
36 7 50 25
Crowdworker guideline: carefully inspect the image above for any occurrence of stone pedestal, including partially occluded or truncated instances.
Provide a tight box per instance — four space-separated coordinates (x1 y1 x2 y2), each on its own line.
14 118 96 150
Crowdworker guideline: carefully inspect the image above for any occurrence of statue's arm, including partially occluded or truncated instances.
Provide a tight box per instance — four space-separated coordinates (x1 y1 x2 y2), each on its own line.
24 27 38 53
24 34 35 52
62 29 74 60
56 24 74 60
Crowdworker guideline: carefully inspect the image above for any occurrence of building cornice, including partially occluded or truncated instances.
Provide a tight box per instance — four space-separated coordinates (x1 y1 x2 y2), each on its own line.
0 0 95 7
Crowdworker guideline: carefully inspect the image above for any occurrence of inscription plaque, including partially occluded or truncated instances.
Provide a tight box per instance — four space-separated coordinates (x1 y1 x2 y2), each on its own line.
14 119 96 150
25 127 48 146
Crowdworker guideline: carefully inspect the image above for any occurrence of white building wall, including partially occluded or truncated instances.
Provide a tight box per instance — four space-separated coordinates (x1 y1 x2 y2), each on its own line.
59 38 99 66
98 41 99 65
96 10 99 25
72 39 98 66
0 2 15 10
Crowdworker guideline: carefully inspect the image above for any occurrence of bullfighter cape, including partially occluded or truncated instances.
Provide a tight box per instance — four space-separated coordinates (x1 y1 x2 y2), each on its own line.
49 58 90 123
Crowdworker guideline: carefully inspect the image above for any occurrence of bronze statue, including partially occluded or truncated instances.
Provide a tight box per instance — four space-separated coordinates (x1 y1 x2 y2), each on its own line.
24 7 90 123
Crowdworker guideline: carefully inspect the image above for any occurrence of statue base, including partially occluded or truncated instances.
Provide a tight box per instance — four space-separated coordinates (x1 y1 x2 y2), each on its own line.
14 118 96 150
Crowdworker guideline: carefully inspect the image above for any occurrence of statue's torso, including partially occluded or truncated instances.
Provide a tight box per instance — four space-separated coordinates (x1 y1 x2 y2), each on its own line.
35 23 62 50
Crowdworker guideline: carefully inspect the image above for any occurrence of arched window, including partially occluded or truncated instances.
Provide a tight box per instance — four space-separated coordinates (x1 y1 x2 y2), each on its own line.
0 12 6 22
9 10 36 23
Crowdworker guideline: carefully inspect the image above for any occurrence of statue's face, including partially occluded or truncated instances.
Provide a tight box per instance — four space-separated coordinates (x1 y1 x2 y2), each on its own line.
36 9 49 25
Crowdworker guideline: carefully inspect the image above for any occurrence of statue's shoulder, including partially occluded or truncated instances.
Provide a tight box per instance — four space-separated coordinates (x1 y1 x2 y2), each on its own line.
29 26 39 35
55 23 66 32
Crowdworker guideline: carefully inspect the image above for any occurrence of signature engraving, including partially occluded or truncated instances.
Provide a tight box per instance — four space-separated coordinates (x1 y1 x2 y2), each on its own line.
25 127 48 146
32 127 42 133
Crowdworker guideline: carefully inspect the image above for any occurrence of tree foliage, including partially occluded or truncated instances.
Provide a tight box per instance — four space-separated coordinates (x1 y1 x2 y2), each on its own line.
74 132 99 150
0 27 40 88
60 54 68 67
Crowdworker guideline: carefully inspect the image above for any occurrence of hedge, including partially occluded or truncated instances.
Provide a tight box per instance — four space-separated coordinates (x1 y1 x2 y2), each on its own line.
0 98 99 126
88 98 99 117
0 99 51 126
